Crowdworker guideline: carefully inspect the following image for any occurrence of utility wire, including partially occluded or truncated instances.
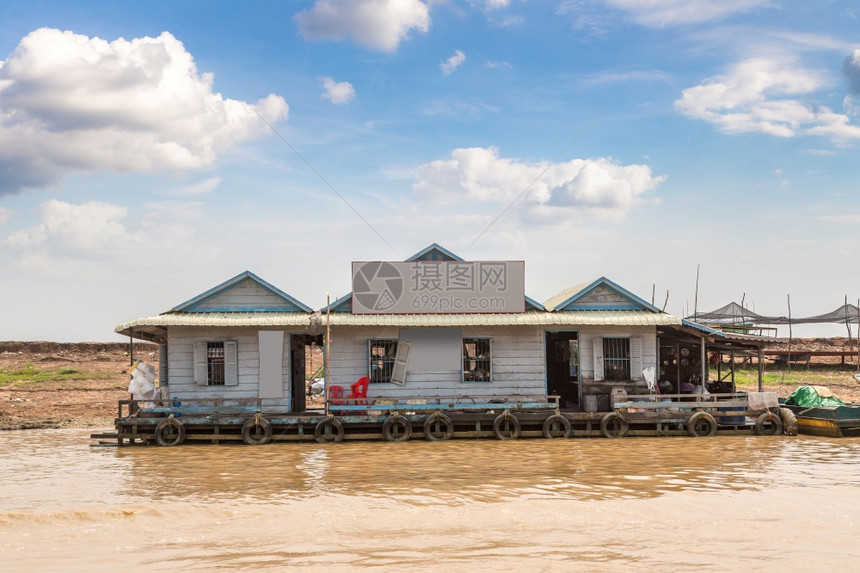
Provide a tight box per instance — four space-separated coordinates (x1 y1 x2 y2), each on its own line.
465 112 604 252
255 110 394 251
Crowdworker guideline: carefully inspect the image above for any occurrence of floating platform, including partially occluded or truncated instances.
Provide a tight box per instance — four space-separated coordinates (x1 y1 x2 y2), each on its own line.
91 393 793 446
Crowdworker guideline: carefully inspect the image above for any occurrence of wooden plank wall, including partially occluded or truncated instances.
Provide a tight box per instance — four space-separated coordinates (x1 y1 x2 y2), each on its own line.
166 326 292 408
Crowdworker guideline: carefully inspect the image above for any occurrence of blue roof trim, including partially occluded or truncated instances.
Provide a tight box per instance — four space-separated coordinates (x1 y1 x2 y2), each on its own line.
525 296 545 311
171 271 313 314
681 319 725 336
324 292 353 313
406 243 464 262
552 277 661 313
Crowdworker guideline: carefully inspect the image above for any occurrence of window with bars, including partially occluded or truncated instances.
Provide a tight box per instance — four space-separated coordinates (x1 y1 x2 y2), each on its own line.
603 337 630 381
463 338 491 382
369 339 398 383
207 341 226 386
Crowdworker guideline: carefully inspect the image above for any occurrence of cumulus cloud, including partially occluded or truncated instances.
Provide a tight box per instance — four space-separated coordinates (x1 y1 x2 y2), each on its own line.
294 0 430 52
441 50 466 75
321 77 356 104
413 147 664 218
0 28 288 196
676 56 860 142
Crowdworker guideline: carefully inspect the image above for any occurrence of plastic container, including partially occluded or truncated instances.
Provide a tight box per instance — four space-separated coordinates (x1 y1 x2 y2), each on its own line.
584 394 598 412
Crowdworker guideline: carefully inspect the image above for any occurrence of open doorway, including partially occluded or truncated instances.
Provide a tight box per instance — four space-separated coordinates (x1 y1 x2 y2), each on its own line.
290 334 324 412
546 331 580 409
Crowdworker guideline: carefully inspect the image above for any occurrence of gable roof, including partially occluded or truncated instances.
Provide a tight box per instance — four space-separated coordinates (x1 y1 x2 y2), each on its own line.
406 242 463 262
544 277 661 313
170 271 313 313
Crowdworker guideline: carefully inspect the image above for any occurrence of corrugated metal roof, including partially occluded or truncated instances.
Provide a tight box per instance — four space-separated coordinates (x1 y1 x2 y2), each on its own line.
116 309 681 333
543 282 592 311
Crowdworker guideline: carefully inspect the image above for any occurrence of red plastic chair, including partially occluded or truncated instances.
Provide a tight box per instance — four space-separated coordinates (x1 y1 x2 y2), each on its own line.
328 385 344 414
347 376 370 414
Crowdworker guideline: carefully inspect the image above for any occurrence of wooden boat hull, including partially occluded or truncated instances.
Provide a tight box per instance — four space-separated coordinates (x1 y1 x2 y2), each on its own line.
779 404 860 438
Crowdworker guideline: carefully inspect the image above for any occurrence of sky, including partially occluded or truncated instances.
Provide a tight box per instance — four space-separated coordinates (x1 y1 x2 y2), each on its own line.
0 0 858 342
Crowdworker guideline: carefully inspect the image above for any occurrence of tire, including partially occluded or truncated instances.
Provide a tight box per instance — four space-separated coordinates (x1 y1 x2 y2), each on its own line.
779 407 798 436
382 414 412 442
754 411 784 436
314 417 344 443
423 413 454 441
686 411 717 437
492 413 521 440
600 412 628 439
542 414 572 439
154 417 185 447
242 416 273 445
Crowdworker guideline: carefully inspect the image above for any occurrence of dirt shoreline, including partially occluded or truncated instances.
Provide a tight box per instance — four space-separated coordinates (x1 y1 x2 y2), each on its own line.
2 339 859 431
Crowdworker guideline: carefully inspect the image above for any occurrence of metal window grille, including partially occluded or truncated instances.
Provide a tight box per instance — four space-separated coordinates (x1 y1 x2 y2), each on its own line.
207 342 225 386
603 338 630 381
463 338 491 382
369 339 398 383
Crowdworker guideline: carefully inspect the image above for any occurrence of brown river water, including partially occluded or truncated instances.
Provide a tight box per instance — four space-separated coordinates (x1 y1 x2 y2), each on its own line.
1 430 859 572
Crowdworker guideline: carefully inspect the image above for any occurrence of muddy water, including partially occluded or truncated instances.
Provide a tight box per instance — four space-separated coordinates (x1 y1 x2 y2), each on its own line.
2 431 859 572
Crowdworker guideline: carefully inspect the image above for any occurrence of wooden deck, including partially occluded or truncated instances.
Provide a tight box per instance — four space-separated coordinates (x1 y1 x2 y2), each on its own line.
91 392 786 446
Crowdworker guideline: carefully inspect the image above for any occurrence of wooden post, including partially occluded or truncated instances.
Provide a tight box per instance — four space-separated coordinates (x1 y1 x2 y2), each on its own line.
324 293 331 417
757 347 763 392
787 294 792 374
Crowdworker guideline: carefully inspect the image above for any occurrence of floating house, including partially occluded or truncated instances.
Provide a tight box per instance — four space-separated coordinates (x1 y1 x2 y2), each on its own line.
109 243 775 445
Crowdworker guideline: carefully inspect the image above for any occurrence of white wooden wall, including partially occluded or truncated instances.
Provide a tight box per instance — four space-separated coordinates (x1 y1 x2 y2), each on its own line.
327 326 547 400
166 326 292 408
578 325 657 391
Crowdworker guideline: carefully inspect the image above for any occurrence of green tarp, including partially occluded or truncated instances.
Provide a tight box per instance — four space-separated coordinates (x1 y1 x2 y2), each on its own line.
785 386 845 408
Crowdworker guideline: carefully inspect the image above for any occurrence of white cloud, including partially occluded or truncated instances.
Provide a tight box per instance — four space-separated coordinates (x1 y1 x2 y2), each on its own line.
441 50 466 75
484 60 511 69
818 213 860 224
0 28 288 196
162 177 222 197
603 0 774 27
675 56 860 142
294 0 430 52
468 0 510 9
844 49 860 115
560 0 773 34
1 199 204 272
0 206 11 226
321 77 356 104
4 200 133 256
413 147 664 218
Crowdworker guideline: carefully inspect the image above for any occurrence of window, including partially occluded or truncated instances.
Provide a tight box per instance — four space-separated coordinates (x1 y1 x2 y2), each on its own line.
369 339 398 383
194 340 238 386
207 342 225 386
603 338 630 381
463 338 491 382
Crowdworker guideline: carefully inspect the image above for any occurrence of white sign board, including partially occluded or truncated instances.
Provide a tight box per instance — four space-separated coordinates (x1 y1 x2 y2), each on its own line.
351 261 525 314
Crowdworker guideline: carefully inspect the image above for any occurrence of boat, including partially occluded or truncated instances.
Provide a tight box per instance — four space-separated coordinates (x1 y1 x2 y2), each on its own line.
779 386 860 438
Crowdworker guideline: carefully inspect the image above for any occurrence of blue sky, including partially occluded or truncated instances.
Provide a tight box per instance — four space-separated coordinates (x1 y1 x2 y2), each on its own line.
1 0 858 341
